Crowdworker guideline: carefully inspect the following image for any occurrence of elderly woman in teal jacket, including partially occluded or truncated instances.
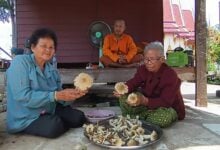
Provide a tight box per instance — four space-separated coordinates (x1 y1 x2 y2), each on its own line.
6 28 88 138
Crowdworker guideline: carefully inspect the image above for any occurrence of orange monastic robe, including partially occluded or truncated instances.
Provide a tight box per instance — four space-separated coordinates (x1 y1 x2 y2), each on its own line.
103 33 137 63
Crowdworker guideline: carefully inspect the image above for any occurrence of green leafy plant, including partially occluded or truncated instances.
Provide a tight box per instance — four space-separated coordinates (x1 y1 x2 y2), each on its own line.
207 27 220 70
207 27 220 85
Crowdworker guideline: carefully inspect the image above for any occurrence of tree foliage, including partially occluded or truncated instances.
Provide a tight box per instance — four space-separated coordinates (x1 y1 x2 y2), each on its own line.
0 0 16 46
0 0 10 22
207 27 220 71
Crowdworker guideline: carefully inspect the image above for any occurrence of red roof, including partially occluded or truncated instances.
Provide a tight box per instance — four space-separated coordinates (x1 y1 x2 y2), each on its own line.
172 4 188 34
172 4 184 27
182 9 195 40
163 0 175 22
182 10 194 32
163 22 179 28
163 22 179 33
163 0 195 41
163 0 179 33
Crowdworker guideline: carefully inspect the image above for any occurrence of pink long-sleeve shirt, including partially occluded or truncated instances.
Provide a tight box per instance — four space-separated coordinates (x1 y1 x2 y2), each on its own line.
126 63 185 120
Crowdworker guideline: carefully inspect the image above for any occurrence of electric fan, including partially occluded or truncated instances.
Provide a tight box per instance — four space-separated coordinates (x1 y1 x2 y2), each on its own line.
88 21 111 66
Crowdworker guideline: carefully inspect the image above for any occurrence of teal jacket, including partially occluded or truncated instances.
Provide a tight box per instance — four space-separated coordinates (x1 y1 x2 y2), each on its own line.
6 54 62 133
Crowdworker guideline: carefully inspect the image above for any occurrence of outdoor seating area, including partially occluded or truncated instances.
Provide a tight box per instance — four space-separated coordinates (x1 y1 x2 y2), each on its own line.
1 0 219 149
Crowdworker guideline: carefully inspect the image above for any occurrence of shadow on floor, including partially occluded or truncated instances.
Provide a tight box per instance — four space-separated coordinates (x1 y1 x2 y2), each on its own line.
183 93 220 104
71 93 119 108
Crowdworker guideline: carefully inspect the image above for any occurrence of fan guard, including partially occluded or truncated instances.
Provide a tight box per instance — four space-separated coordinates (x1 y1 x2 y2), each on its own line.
88 21 111 48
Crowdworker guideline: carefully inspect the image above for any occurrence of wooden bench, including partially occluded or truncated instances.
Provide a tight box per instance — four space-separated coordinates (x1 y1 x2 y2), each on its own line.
59 67 195 84
59 68 136 94
60 68 136 84
59 67 195 93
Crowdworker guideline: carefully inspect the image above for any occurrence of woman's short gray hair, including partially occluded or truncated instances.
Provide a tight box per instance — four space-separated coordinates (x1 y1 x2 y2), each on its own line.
144 41 164 56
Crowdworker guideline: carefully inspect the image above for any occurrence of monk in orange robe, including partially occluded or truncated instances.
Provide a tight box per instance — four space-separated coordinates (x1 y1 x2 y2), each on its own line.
100 19 143 68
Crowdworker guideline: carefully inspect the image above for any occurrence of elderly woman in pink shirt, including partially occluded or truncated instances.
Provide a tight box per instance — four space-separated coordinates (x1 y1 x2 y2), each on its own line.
114 41 185 127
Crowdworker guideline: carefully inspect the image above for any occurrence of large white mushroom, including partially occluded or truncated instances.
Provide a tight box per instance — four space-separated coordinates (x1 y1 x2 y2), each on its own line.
127 93 139 106
114 82 128 95
74 73 93 90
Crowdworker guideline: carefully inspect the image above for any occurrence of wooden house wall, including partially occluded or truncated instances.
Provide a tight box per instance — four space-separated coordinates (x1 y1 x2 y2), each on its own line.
16 0 163 64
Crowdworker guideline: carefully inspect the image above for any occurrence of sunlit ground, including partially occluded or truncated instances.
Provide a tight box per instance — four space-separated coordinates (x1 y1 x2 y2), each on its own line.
176 145 220 150
181 81 220 116
0 22 12 60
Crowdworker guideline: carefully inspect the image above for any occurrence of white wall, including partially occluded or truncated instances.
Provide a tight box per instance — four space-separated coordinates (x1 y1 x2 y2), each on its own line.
164 33 186 54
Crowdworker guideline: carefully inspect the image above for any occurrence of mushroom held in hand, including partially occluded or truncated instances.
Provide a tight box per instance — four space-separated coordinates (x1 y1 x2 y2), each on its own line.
74 73 93 90
127 93 139 106
114 82 128 95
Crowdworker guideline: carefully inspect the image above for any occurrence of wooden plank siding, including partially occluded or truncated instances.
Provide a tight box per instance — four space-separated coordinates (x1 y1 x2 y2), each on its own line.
16 0 163 64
